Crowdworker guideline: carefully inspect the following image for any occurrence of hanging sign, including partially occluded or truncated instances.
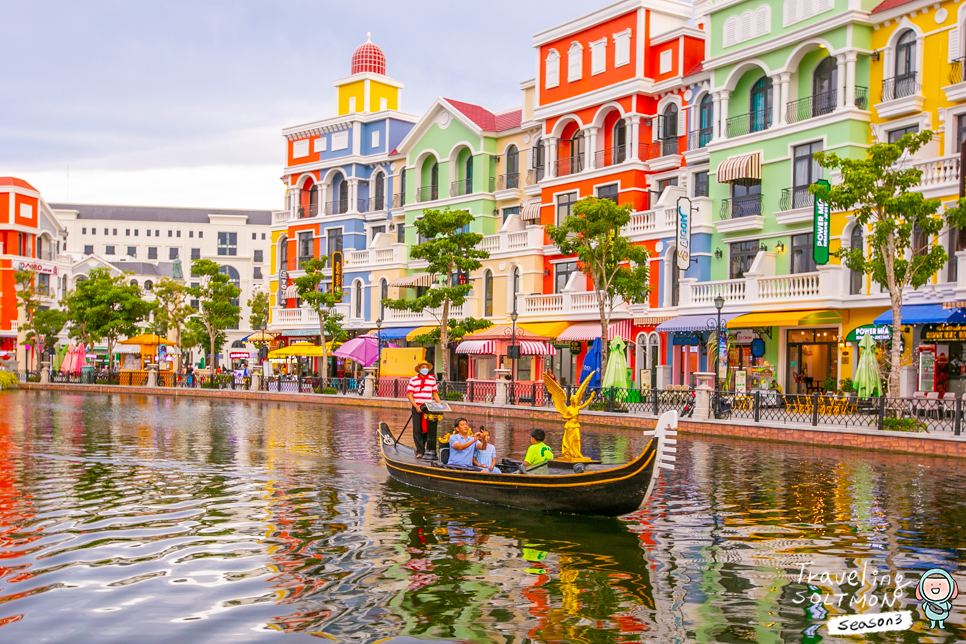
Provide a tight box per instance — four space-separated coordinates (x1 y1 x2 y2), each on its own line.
717 332 728 376
750 338 766 357
922 324 966 342
16 261 57 275
813 179 831 265
676 197 691 271
331 251 343 293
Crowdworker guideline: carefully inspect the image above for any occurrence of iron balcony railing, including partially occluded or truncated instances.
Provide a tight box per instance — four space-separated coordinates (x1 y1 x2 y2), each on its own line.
779 186 814 211
951 57 966 85
658 137 679 156
497 172 520 190
527 167 545 184
324 200 349 216
392 192 405 208
451 178 473 197
594 145 626 168
688 127 713 150
417 185 438 202
854 85 869 110
368 195 386 211
306 202 319 217
786 89 837 124
719 194 763 219
639 142 654 160
881 72 919 102
726 108 772 138
554 154 584 176
356 197 367 213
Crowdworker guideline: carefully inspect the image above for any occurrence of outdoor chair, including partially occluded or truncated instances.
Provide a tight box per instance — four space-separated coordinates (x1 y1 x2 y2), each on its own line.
925 391 940 419
942 392 957 419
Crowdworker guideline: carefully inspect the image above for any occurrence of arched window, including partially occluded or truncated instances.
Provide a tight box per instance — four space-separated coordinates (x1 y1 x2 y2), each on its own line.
505 145 519 188
354 280 363 318
533 139 545 181
399 168 407 207
511 266 521 305
373 173 385 211
698 94 714 147
612 120 627 163
338 177 349 213
464 154 473 192
430 161 439 200
894 30 917 99
483 270 493 317
750 77 774 132
660 104 679 155
278 236 288 272
219 265 240 289
850 227 863 295
812 56 837 117
307 183 319 217
379 278 388 318
130 279 138 288
569 132 585 174
144 280 153 291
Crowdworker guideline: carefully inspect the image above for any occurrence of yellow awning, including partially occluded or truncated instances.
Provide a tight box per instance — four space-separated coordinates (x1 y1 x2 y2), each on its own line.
518 321 571 339
406 326 437 341
727 309 843 329
268 342 340 357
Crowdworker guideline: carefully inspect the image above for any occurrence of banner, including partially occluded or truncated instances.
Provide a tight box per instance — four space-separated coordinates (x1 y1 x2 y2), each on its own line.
813 179 831 265
331 251 343 293
676 197 691 271
16 261 57 275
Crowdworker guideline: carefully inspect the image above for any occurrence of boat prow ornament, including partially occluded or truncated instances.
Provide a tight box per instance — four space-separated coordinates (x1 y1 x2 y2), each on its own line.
543 370 597 464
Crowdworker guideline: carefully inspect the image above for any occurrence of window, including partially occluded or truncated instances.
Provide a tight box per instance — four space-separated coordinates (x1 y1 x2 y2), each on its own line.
750 77 774 132
597 184 619 203
913 223 930 257
190 299 199 311
956 114 966 155
723 5 771 47
254 266 263 280
545 49 560 89
113 229 117 235
298 232 313 263
169 248 179 259
502 206 520 222
397 223 405 243
590 38 606 75
554 261 578 293
130 279 138 288
220 265 240 290
84 245 93 254
327 228 343 256
354 281 363 318
888 124 919 143
792 141 822 208
104 229 108 235
146 230 151 237
254 250 263 263
694 171 709 198
168 230 173 237
148 247 158 259
612 120 627 162
127 246 136 257
82 227 86 234
851 227 864 294
218 232 237 256
556 192 578 225
199 231 203 238
144 280 153 291
379 278 388 318
155 230 159 236
729 241 759 279
783 0 832 27
105 245 115 255
568 42 583 82
191 248 200 260
372 130 380 148
791 233 816 274
176 231 181 238
895 30 917 93
511 266 521 306
568 132 585 173
125 229 130 236
373 172 386 210
697 95 714 147
659 105 679 155
505 145 519 188
811 56 837 116
134 229 138 236
730 181 762 217
659 49 672 74
189 231 194 238
483 270 494 317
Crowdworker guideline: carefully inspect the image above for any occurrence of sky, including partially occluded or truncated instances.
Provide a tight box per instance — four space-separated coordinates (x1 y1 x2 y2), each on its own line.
0 0 603 211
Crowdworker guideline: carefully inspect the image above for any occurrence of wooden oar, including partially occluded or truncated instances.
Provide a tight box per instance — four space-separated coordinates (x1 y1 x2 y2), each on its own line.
392 414 413 447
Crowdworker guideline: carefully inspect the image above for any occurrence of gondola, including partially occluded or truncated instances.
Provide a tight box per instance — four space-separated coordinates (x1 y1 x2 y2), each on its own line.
379 410 678 517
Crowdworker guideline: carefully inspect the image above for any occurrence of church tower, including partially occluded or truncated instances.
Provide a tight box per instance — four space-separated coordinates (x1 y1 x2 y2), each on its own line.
334 33 403 115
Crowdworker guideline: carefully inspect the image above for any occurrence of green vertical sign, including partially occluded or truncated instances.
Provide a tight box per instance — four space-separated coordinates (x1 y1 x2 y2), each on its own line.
813 179 830 265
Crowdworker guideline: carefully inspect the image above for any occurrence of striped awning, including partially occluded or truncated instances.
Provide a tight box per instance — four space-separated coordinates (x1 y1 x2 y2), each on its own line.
284 285 299 298
521 201 541 221
519 340 557 356
456 340 496 355
389 273 434 287
717 152 761 184
634 315 675 326
557 320 633 342
944 301 966 309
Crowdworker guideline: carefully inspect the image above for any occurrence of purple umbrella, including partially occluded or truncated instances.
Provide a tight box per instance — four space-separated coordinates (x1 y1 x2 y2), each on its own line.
333 335 397 367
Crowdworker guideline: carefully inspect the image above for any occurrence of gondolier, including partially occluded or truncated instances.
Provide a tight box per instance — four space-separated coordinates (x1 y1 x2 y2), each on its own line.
407 361 442 459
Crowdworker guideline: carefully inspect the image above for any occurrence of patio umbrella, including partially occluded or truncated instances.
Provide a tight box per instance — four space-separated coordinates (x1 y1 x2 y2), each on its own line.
118 333 177 346
53 345 67 371
579 337 601 389
332 335 398 367
854 333 882 398
602 336 630 389
74 343 87 376
60 344 75 374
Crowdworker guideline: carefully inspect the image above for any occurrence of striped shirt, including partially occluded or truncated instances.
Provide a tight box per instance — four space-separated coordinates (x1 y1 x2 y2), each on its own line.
407 374 438 405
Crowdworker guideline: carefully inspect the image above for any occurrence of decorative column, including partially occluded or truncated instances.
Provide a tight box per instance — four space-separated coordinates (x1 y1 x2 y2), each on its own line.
845 51 858 109
319 181 329 216
771 74 784 125
627 115 641 161
347 178 360 213
711 92 722 139
719 90 730 139
546 137 557 178
585 127 599 170
835 54 847 109
779 73 791 125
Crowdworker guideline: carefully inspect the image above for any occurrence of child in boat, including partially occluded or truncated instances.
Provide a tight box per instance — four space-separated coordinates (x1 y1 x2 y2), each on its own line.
448 418 481 467
473 428 496 472
524 428 553 468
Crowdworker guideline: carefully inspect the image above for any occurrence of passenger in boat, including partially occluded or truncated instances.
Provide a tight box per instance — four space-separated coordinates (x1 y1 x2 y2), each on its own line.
524 429 554 468
473 428 496 472
448 418 482 467
407 361 441 458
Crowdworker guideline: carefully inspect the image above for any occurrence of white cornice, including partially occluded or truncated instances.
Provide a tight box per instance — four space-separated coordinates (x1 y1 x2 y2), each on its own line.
532 0 690 46
651 26 707 46
868 0 932 24
284 153 396 175
706 107 870 154
332 72 404 89
283 110 419 140
519 78 536 89
532 78 655 124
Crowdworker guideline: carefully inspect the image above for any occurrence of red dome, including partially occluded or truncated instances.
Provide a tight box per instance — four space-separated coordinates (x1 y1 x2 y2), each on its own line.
351 34 386 75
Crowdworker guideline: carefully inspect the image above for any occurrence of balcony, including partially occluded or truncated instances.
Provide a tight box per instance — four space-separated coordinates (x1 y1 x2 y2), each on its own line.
593 146 626 168
269 303 353 330
946 58 966 102
625 207 676 236
517 291 628 321
726 109 772 138
554 154 584 177
324 200 349 216
719 194 762 219
779 186 813 211
392 192 405 208
476 226 543 256
854 86 869 110
417 185 438 203
680 270 838 309
343 244 407 268
451 178 472 197
785 90 836 124
272 210 292 225
909 154 961 199
383 297 477 323
368 196 386 212
527 167 545 184
497 173 520 190
688 128 712 150
877 73 923 118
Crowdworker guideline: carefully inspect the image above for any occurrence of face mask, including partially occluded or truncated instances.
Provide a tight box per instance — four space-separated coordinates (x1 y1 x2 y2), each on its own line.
419 368 429 376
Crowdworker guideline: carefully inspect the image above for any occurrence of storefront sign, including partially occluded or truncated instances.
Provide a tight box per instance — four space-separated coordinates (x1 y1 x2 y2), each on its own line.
735 329 756 344
278 269 288 306
639 369 651 388
229 351 252 359
331 251 343 293
16 261 57 275
736 370 747 394
750 338 765 358
848 324 892 342
676 197 691 271
922 324 966 342
569 341 582 354
813 179 830 265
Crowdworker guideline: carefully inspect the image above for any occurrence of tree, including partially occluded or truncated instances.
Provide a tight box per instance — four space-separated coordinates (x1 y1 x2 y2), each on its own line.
188 259 240 370
292 258 346 374
382 208 489 381
151 277 194 372
61 268 153 374
248 290 270 331
27 309 66 365
14 270 41 368
814 131 946 397
546 197 650 380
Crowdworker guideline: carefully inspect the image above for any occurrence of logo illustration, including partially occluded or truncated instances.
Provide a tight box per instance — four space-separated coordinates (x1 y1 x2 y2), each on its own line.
916 568 959 629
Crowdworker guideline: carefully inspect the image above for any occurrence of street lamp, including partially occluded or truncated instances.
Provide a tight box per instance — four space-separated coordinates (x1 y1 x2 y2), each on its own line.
510 309 518 405
375 317 383 383
714 294 725 417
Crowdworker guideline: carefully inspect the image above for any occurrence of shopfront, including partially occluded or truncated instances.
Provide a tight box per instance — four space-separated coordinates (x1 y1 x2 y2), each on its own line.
656 312 748 387
874 304 966 395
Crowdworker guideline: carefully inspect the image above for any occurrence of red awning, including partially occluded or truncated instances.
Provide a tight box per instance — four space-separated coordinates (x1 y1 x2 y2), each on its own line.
518 340 557 356
557 320 633 342
456 340 495 355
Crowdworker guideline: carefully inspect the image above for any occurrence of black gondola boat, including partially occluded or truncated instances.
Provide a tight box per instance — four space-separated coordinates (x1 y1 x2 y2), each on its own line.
379 410 677 517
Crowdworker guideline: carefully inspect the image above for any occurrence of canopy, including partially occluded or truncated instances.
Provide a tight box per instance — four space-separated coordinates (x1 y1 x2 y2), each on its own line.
717 152 761 184
388 273 434 287
521 201 541 221
558 320 632 342
634 315 676 326
579 337 601 388
269 342 339 358
602 337 629 389
406 326 438 341
332 335 396 367
455 340 495 355
518 321 571 339
854 333 882 397
373 326 422 340
518 340 557 356
656 312 746 333
242 331 277 342
284 285 299 298
467 324 549 340
874 304 966 325
728 309 842 329
118 333 177 346
845 324 891 343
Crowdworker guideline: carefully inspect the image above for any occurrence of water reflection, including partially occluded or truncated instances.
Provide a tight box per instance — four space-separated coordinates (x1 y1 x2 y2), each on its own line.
0 391 962 642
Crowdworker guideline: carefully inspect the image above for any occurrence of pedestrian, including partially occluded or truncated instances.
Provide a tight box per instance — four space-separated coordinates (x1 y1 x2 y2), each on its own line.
407 360 441 459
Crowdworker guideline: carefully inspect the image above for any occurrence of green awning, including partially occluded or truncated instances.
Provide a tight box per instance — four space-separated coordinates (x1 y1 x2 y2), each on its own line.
845 324 892 343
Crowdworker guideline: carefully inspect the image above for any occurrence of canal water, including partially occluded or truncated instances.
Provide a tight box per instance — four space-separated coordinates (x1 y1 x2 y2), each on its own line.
0 390 963 643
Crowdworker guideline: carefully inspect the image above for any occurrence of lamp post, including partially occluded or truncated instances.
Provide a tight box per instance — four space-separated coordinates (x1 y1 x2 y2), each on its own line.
375 317 383 386
714 294 725 418
510 309 518 405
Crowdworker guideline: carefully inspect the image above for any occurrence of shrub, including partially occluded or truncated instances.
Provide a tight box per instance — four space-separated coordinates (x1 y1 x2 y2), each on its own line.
839 378 854 393
321 387 337 395
445 391 464 402
882 418 926 433
822 376 837 392
0 371 18 390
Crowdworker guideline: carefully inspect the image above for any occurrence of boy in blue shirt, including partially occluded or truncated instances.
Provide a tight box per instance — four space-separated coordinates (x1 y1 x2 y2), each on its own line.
447 418 481 467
